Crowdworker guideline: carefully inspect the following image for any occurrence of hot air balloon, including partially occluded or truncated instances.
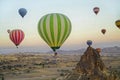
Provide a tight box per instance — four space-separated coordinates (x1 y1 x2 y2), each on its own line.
18 8 27 18
8 29 25 48
115 20 120 29
101 29 106 35
96 48 101 53
87 40 92 46
93 7 100 15
38 13 72 56
7 29 11 33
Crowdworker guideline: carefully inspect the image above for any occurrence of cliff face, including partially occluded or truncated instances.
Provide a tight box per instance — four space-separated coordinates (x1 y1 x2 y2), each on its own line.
64 47 118 80
75 47 106 75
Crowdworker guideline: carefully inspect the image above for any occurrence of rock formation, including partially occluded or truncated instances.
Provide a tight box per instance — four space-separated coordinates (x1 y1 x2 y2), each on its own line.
64 47 119 80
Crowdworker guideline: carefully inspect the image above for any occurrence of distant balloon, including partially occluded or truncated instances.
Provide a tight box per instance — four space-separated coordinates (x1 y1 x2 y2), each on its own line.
54 52 57 56
115 20 120 29
93 7 100 15
96 48 101 53
18 8 27 18
87 40 92 46
101 29 106 35
38 13 72 56
7 29 11 33
9 29 25 48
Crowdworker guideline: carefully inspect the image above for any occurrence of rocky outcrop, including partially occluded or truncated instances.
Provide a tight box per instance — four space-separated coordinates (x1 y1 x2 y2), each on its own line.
75 47 106 75
64 47 119 80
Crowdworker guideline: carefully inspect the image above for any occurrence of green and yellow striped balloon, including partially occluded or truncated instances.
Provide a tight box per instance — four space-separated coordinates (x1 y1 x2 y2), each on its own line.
38 13 72 52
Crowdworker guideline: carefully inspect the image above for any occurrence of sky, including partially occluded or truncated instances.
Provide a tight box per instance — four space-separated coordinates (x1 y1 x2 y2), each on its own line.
0 0 120 52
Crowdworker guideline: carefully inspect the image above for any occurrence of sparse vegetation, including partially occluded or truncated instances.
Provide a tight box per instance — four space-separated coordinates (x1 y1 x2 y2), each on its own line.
0 53 120 80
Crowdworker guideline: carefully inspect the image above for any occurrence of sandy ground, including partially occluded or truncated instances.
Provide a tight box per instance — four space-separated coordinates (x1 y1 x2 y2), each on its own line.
0 53 120 80
4 67 73 80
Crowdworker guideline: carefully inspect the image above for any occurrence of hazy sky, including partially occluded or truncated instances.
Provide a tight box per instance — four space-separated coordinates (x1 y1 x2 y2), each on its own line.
0 0 120 51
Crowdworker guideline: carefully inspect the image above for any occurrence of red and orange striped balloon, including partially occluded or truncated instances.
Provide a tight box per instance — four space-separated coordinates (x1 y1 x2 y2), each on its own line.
9 29 25 48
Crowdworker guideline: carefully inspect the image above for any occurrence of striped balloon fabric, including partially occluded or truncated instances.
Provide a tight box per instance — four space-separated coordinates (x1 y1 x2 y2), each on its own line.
38 13 72 51
9 29 25 47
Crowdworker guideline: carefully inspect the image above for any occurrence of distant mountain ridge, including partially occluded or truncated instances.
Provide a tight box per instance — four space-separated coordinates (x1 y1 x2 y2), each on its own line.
0 46 120 54
49 46 120 54
102 46 120 53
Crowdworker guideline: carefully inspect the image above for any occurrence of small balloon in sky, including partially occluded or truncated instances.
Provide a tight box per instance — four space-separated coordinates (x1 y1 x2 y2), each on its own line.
93 7 100 15
18 8 27 18
96 48 101 53
115 20 120 29
7 29 11 33
101 29 106 35
87 40 92 46
8 29 25 48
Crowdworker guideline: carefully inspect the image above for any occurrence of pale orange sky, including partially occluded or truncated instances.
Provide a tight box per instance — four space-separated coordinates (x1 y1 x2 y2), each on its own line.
0 0 120 51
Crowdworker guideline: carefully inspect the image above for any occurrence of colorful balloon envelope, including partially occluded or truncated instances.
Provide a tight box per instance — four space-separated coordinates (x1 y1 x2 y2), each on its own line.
38 13 72 55
101 29 106 35
96 48 101 53
18 8 27 18
87 40 92 46
115 20 120 29
93 7 100 15
8 29 25 48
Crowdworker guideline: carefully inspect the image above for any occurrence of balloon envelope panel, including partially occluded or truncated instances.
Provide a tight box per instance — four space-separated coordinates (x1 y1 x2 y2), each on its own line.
18 8 27 18
9 29 25 47
93 7 100 15
115 20 120 29
87 40 92 46
38 13 72 51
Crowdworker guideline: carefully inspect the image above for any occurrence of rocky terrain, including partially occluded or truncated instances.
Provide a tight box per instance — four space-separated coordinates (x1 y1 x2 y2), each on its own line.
0 47 120 80
63 47 120 80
